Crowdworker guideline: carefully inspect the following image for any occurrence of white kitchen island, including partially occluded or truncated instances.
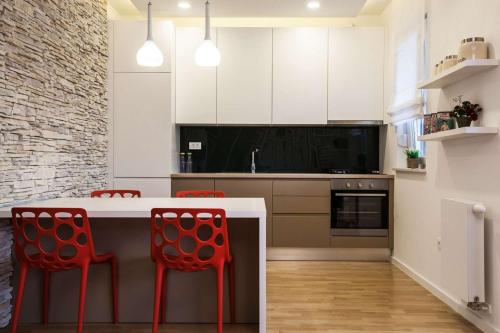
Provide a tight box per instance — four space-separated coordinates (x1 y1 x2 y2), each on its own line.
0 197 266 332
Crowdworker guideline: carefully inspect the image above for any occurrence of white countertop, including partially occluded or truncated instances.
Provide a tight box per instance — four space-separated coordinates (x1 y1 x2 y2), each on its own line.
171 172 394 179
0 196 268 332
0 197 267 219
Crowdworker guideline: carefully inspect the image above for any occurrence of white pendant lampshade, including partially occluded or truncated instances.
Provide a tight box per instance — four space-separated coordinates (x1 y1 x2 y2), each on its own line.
136 2 164 67
195 1 220 67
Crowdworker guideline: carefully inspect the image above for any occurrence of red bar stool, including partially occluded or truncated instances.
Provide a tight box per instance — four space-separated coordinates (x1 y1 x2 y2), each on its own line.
150 208 235 333
91 189 141 198
10 207 118 333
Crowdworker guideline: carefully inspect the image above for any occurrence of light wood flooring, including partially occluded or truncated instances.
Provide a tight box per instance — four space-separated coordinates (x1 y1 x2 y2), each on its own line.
4 262 481 333
267 261 481 333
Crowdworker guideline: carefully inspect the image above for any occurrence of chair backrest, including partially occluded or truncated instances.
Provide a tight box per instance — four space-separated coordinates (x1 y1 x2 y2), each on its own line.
91 190 141 198
176 190 225 198
11 207 97 270
150 208 231 272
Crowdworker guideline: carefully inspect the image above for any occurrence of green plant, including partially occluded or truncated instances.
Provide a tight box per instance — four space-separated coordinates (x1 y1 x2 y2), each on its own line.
405 149 419 159
449 95 482 121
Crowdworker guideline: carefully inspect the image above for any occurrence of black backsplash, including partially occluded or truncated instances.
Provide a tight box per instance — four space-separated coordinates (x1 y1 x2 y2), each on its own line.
179 126 380 173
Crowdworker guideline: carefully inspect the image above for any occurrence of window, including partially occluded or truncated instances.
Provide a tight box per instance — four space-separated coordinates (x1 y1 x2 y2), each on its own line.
388 6 428 158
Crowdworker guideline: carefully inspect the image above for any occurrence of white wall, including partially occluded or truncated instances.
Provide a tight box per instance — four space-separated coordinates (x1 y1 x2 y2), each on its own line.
383 1 500 332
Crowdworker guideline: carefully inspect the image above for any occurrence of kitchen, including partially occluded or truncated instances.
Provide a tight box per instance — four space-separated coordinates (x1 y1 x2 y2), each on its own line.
0 0 499 332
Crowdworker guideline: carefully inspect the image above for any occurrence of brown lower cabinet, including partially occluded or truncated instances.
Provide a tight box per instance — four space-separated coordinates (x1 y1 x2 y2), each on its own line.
214 179 273 246
171 179 215 195
273 196 330 214
171 177 393 250
273 215 330 247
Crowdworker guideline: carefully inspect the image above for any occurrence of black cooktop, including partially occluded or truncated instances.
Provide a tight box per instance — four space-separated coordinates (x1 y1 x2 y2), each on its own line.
328 169 380 175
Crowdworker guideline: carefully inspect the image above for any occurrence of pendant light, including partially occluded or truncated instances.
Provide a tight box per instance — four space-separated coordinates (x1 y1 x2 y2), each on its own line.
136 2 164 67
195 0 221 67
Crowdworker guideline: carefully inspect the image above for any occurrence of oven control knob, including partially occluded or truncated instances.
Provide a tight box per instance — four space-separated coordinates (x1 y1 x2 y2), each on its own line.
345 182 351 188
358 182 363 188
369 182 375 189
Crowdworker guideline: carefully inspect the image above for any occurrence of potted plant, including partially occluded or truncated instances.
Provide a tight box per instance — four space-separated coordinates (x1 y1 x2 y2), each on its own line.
449 95 482 128
405 149 419 169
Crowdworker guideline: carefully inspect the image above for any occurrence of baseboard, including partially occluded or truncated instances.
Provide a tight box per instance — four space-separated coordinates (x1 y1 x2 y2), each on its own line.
392 256 499 333
267 247 391 261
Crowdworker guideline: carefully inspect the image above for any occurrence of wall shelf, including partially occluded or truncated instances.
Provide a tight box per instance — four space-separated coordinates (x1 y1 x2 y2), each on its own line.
418 127 498 141
417 59 499 89
393 168 427 174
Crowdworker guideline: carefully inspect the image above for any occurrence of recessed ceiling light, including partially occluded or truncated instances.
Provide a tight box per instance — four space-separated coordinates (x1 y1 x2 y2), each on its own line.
178 1 191 9
307 1 321 10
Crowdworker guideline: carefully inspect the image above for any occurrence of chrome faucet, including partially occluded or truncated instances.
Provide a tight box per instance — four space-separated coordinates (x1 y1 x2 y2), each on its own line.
251 148 259 174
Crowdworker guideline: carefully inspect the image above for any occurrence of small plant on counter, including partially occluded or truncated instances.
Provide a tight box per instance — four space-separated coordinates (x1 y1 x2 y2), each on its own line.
405 149 419 169
449 95 482 128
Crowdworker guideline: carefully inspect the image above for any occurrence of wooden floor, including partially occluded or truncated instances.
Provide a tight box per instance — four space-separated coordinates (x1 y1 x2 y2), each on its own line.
4 262 480 333
2 324 257 333
267 261 481 333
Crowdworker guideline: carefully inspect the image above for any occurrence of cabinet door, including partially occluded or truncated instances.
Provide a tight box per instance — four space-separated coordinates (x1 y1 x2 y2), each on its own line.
215 179 273 246
217 28 272 124
274 215 330 247
114 178 171 197
272 28 328 124
175 27 217 124
114 73 172 177
171 179 215 197
113 20 172 73
328 27 384 121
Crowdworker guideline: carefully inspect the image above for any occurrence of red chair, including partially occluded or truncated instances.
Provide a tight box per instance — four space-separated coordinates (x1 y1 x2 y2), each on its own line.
10 207 118 333
176 190 225 198
91 189 141 198
150 208 235 333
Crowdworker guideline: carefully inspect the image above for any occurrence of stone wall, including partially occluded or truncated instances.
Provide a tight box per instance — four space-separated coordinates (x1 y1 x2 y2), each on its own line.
0 0 109 206
0 0 108 326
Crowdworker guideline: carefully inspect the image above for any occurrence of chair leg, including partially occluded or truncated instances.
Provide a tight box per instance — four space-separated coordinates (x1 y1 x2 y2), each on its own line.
152 264 164 333
42 270 50 325
228 260 236 324
77 263 90 333
216 263 224 333
110 256 119 324
11 263 28 333
160 268 167 324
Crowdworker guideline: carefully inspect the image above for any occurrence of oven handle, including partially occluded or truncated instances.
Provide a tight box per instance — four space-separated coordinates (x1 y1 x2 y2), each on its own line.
334 193 387 197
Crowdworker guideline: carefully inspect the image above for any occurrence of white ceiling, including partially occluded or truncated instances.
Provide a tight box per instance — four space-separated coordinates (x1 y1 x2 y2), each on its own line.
359 0 390 15
130 0 369 17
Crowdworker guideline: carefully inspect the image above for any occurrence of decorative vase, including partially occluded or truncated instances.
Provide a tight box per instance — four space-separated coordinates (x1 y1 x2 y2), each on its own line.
455 117 472 128
407 158 419 169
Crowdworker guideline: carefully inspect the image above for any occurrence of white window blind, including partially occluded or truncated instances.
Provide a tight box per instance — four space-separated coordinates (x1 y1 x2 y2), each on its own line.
388 14 425 125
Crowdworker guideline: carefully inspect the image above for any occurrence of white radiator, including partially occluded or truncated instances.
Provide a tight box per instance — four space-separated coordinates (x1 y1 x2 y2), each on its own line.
441 198 486 306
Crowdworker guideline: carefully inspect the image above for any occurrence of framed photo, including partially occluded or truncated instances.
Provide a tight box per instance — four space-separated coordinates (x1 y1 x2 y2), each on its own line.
423 114 432 135
430 113 438 133
436 112 456 132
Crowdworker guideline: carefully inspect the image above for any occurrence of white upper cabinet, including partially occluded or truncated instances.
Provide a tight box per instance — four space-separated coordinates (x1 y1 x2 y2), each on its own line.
328 27 384 121
175 27 217 124
217 28 272 124
272 28 328 124
114 73 173 178
113 20 172 73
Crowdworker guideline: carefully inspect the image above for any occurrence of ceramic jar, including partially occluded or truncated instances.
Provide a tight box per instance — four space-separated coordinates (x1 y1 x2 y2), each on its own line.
442 55 459 70
437 60 444 73
459 37 488 60
434 63 440 75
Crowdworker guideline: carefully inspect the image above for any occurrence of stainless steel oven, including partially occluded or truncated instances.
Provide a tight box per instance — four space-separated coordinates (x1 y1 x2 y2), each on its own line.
331 179 389 236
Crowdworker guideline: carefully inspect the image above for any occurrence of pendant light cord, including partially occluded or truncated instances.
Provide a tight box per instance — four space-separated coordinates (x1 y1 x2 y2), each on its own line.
204 1 211 40
147 1 153 40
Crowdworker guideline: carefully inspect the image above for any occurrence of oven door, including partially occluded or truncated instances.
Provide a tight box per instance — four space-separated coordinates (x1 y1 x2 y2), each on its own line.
331 191 389 236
